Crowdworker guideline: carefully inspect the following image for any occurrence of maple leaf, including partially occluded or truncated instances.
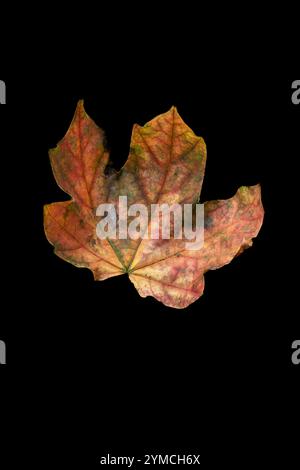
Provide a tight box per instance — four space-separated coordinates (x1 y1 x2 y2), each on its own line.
44 101 264 309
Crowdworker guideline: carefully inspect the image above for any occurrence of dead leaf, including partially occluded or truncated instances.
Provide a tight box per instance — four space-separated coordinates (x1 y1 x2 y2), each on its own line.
44 101 264 309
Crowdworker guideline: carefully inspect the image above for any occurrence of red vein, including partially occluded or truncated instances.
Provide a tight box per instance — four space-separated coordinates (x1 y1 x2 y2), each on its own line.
131 272 202 295
137 129 164 168
88 151 106 194
130 207 262 271
52 151 92 213
46 209 121 270
127 108 176 268
77 115 93 209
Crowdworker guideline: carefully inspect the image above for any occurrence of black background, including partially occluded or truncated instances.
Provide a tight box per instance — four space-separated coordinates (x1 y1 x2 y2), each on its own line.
0 71 299 466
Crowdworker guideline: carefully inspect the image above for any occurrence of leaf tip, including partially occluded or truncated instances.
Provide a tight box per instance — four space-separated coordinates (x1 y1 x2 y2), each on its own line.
171 105 181 119
77 98 85 110
75 99 87 119
237 184 262 201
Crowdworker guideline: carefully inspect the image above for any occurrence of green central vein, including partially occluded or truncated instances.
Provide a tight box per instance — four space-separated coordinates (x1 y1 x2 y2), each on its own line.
107 239 128 272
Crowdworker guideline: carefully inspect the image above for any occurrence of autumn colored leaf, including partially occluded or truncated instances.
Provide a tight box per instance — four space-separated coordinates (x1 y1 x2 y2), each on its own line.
44 101 264 309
